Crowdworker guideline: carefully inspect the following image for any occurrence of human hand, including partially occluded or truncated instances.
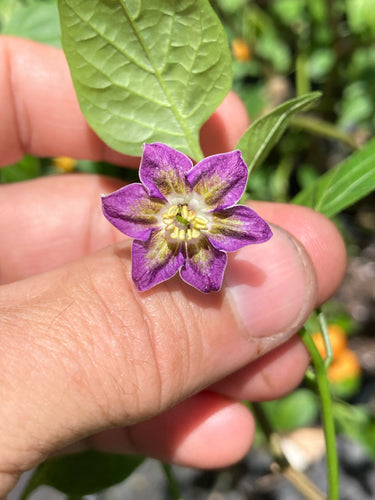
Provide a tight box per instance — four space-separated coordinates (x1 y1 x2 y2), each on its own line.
0 37 346 496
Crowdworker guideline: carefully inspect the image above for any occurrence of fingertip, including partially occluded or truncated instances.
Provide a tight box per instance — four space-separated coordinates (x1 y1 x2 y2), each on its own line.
170 396 254 468
110 392 255 469
249 202 347 304
200 91 250 157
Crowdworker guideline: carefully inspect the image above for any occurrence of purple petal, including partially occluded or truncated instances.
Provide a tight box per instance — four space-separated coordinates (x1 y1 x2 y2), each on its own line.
102 184 165 241
208 205 273 252
139 143 193 200
187 150 248 209
132 229 184 291
180 238 227 293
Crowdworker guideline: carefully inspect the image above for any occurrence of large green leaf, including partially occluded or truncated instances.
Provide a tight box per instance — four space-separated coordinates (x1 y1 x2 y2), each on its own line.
58 0 232 161
237 92 321 174
293 136 375 217
21 450 144 499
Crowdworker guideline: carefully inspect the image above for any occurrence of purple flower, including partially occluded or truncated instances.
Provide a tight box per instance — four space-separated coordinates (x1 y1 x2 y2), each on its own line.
102 143 272 293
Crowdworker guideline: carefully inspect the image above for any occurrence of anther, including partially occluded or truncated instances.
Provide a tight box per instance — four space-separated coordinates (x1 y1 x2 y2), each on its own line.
167 205 179 217
193 216 208 230
170 226 179 239
181 205 189 220
179 229 186 241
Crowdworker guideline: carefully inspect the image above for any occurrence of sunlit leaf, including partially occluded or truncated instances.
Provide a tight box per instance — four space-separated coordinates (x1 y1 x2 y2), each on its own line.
293 137 375 217
237 92 321 174
58 0 232 160
21 450 144 499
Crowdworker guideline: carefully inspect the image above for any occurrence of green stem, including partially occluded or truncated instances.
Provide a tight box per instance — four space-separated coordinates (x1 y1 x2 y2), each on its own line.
161 463 183 500
290 114 359 150
300 327 339 500
296 51 310 97
317 307 333 368
252 403 326 500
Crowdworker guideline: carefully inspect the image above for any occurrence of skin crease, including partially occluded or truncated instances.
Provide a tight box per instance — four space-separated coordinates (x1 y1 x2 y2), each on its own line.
0 37 347 496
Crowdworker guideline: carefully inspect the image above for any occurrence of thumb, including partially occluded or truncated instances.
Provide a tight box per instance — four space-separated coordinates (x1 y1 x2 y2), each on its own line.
0 212 322 490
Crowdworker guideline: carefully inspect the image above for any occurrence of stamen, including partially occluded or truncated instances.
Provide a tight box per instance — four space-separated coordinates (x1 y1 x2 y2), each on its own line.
163 203 208 242
186 209 196 222
163 216 174 225
170 226 179 239
193 215 208 230
195 215 208 225
181 205 189 220
179 229 186 241
166 205 179 217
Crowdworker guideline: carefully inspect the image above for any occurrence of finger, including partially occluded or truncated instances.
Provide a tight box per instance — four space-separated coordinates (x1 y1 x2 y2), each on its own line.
87 392 255 469
250 202 347 304
76 338 307 466
0 36 248 166
0 175 346 303
0 174 123 283
0 221 318 491
211 335 310 401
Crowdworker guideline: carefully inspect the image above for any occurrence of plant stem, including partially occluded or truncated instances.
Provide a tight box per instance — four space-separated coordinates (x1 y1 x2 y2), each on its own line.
290 114 359 150
161 463 183 500
296 51 310 97
252 403 326 500
317 307 333 368
300 327 340 500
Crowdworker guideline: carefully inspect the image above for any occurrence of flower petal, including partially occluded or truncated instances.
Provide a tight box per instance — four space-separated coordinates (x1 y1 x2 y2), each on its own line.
187 150 248 209
102 184 165 241
208 205 273 252
132 229 184 291
180 238 227 293
140 143 192 200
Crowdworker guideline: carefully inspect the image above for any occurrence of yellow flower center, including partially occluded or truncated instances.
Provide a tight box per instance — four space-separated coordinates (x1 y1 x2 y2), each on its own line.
162 204 208 242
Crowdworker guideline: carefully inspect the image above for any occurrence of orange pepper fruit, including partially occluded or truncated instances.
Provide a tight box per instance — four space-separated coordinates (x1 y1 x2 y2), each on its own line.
231 38 252 62
53 156 77 173
327 348 361 383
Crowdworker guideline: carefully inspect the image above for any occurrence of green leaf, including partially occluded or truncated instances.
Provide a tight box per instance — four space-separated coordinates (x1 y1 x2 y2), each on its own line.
58 0 232 161
2 1 61 47
0 155 41 183
334 401 375 460
21 450 144 499
237 92 321 174
346 0 375 35
293 136 375 217
261 389 318 432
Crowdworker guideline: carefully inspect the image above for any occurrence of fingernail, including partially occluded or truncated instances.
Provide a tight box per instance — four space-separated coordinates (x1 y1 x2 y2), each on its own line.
225 225 317 342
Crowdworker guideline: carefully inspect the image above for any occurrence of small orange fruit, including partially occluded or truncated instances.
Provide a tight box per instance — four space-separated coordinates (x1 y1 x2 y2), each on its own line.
231 38 251 62
53 156 77 173
327 348 361 383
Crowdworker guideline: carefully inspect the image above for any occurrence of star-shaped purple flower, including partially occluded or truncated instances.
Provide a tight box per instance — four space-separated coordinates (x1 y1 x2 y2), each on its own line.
102 143 272 293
